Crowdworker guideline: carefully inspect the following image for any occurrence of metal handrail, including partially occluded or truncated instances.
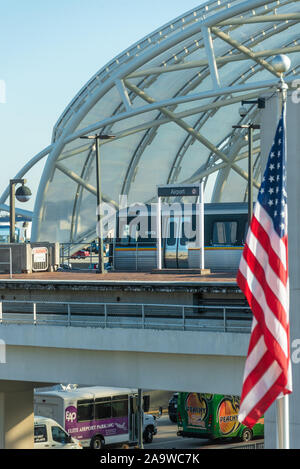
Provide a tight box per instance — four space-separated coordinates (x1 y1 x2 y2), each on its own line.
0 300 252 333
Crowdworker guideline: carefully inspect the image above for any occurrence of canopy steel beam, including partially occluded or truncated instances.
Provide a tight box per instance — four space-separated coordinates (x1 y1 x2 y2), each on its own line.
127 44 300 79
114 79 132 112
202 26 220 89
63 76 296 148
55 162 118 207
124 79 260 189
211 26 280 78
218 13 300 25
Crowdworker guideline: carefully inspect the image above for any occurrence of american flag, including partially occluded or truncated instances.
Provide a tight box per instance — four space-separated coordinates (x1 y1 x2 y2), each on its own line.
237 104 292 428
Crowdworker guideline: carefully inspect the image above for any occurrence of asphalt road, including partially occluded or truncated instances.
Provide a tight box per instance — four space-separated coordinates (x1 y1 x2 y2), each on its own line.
144 415 211 450
144 415 264 450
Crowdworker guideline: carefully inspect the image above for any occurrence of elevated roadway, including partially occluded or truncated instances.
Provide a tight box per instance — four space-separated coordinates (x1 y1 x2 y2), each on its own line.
0 270 250 449
0 270 249 394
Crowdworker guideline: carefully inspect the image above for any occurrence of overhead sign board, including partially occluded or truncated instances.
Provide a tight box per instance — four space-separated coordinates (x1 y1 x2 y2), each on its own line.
157 184 200 198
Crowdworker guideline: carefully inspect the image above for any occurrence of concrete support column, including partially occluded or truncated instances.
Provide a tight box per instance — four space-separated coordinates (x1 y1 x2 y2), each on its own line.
0 381 35 449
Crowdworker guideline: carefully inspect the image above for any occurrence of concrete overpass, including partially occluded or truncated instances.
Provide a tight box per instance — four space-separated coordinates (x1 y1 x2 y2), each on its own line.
0 322 249 449
0 272 250 448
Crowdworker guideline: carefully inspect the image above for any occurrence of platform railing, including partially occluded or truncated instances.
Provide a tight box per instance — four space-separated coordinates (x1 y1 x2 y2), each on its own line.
0 300 252 333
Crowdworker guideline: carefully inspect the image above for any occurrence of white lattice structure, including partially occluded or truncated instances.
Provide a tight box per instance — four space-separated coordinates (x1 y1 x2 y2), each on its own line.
1 0 300 244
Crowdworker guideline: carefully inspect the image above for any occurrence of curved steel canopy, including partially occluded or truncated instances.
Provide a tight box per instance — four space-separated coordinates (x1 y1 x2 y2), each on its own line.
1 0 300 245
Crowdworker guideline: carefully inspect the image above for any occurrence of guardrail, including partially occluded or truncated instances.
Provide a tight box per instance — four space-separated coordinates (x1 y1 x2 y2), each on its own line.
220 439 264 450
0 301 252 333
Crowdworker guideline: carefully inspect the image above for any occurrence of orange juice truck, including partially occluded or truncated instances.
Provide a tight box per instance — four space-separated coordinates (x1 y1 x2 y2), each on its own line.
177 393 264 442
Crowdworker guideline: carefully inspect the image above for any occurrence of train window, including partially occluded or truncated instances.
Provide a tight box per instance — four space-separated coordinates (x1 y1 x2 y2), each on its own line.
180 217 196 245
244 223 249 244
166 220 177 246
212 221 237 245
119 224 130 244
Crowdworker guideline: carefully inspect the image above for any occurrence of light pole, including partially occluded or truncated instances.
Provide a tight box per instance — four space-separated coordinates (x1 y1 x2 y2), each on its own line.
9 179 31 243
232 123 260 224
80 134 115 274
232 99 264 225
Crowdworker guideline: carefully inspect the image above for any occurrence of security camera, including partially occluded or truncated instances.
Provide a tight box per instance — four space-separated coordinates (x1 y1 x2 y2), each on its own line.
239 106 247 118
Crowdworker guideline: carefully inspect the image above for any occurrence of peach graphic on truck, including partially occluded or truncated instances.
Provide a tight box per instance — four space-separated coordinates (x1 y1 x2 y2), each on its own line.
185 393 208 428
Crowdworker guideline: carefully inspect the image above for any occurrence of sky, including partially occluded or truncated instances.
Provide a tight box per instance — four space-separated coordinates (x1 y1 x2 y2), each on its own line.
0 0 203 211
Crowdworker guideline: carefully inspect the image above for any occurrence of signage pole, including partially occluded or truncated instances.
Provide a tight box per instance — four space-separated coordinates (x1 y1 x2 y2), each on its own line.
199 182 204 270
157 197 162 270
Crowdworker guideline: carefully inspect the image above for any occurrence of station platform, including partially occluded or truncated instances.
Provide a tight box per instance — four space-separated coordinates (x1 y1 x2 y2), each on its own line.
0 270 237 285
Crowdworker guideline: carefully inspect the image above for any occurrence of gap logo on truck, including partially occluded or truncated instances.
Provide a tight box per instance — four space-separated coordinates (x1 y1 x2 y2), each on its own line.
65 406 77 424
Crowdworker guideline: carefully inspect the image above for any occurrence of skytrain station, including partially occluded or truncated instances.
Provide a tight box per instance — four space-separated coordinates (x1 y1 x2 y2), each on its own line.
0 0 299 247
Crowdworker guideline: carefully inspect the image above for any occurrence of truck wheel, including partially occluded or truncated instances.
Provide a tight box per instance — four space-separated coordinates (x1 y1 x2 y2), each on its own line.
143 426 153 443
90 435 104 449
241 428 253 442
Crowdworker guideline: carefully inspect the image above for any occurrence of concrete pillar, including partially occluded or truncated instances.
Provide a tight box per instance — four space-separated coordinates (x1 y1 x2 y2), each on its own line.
261 90 300 448
0 381 35 449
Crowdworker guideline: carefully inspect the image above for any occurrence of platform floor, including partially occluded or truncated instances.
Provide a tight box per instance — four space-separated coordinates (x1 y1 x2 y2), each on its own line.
0 270 237 284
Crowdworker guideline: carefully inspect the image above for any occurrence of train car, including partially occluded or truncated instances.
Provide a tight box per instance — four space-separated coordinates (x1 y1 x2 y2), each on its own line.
110 202 248 272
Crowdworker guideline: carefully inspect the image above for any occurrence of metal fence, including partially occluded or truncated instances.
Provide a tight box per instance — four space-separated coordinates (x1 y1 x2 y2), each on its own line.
59 242 111 270
0 301 252 333
221 439 264 449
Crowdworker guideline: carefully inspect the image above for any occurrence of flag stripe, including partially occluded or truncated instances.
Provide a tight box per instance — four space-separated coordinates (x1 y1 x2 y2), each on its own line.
249 212 288 284
239 370 286 427
238 256 288 360
241 330 267 381
253 203 287 271
244 246 288 335
245 225 288 312
240 347 277 403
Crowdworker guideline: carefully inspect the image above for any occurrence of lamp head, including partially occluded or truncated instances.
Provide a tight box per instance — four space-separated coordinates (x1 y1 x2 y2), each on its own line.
15 185 32 203
239 106 248 118
272 54 291 75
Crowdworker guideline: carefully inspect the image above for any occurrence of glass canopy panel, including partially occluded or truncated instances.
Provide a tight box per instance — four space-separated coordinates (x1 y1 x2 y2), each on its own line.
145 68 203 103
56 146 91 176
174 143 212 185
107 109 162 135
217 59 255 88
98 136 145 204
127 121 188 204
39 169 79 243
176 101 243 182
251 23 300 55
70 187 97 243
74 87 125 134
218 157 248 203
57 140 91 164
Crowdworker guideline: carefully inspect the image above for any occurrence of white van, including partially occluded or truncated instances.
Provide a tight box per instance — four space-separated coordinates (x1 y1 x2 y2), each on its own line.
34 416 82 449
